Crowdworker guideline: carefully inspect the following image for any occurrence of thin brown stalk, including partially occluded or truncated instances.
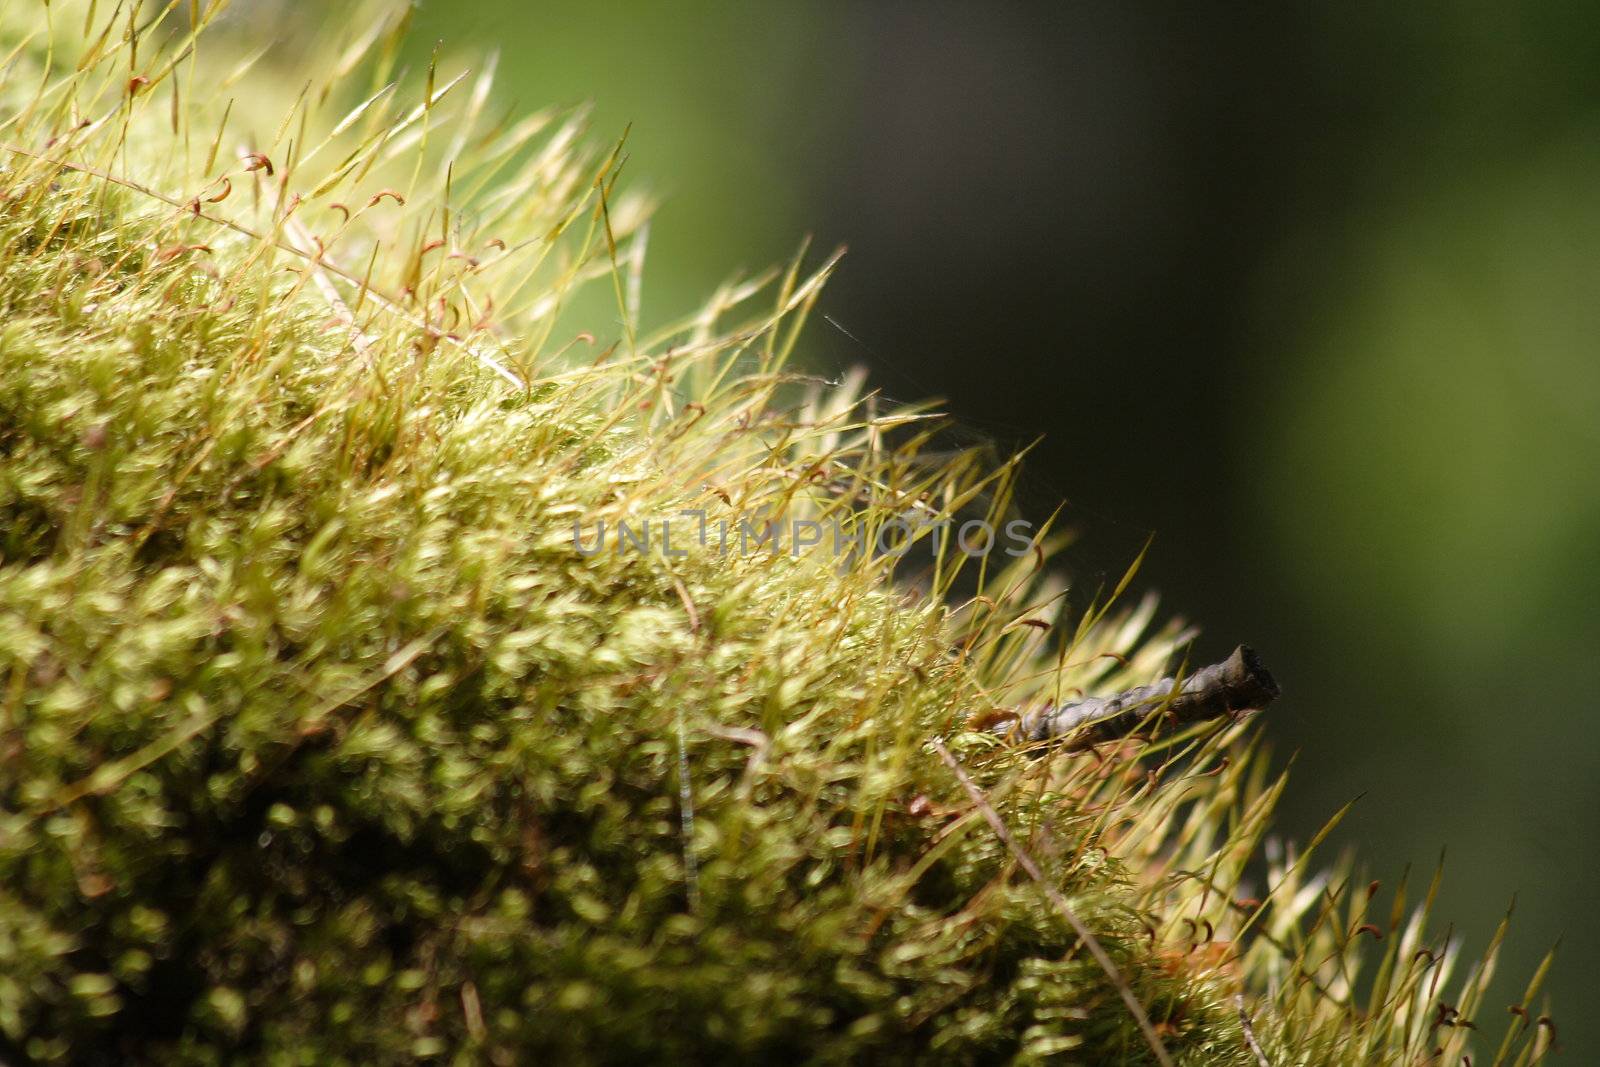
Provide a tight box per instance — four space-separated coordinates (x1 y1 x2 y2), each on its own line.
931 738 1175 1067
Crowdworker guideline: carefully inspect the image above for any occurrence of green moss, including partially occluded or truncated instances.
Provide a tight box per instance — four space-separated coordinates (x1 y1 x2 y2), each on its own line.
0 3 1554 1064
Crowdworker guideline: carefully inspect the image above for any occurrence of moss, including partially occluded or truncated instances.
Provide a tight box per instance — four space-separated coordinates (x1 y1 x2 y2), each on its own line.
0 3 1555 1064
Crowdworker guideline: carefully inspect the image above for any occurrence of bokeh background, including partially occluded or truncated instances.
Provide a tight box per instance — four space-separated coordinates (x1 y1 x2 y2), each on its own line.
376 0 1598 1046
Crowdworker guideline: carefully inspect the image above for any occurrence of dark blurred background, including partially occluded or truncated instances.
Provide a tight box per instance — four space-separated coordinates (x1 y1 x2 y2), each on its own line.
398 0 1600 1045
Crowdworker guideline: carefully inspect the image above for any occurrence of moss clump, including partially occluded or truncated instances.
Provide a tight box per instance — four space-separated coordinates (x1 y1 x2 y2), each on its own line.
0 3 1556 1064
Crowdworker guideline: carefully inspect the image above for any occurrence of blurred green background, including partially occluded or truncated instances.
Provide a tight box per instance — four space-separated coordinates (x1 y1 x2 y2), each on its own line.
389 0 1600 1047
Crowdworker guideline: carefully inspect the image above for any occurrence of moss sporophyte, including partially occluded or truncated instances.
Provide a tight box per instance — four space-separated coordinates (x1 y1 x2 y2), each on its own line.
0 2 1558 1064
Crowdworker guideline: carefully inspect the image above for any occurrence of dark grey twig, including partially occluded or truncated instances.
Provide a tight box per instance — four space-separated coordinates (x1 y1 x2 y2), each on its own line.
999 645 1280 750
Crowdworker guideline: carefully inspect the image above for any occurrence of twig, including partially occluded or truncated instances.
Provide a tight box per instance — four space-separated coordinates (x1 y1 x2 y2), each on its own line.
1238 992 1272 1067
1002 645 1279 750
931 738 1175 1067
